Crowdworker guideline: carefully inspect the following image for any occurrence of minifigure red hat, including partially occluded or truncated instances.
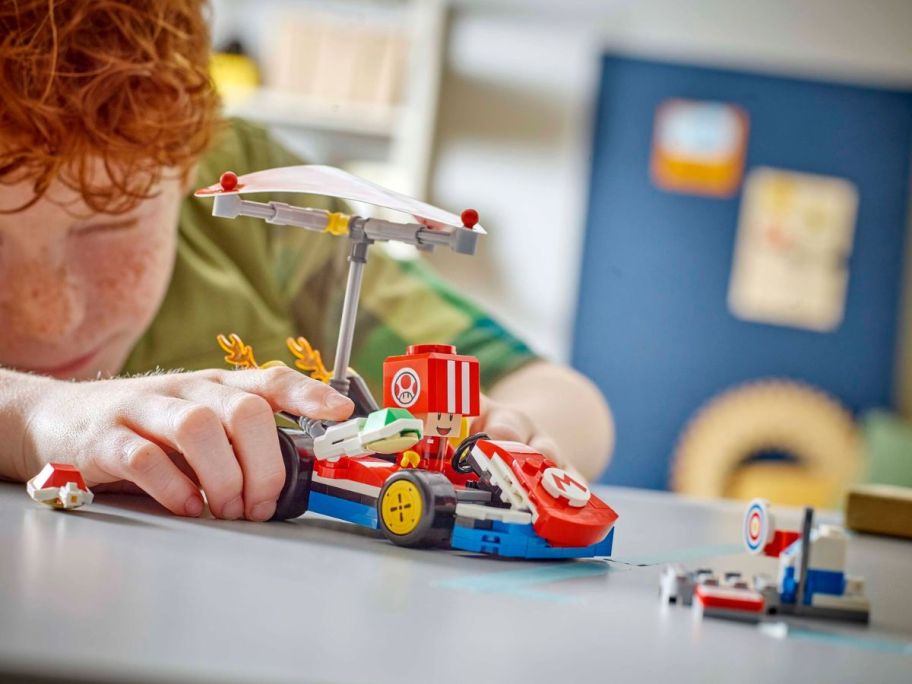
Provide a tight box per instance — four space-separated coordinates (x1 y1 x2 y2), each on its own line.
383 344 480 417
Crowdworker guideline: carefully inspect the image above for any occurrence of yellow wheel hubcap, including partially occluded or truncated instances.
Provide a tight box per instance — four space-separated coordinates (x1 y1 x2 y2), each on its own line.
380 480 423 535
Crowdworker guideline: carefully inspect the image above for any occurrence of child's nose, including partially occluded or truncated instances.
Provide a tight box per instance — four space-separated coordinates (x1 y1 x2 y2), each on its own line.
2 262 86 338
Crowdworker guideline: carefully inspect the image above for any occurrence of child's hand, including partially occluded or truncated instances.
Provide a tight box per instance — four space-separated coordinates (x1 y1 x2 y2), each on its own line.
471 395 560 465
18 368 354 521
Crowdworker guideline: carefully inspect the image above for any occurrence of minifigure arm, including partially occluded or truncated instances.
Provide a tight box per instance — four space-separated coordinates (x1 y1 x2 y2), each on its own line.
480 360 614 481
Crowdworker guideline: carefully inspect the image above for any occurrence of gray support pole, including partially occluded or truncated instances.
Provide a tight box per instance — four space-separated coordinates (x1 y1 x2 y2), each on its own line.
795 507 814 611
330 227 371 395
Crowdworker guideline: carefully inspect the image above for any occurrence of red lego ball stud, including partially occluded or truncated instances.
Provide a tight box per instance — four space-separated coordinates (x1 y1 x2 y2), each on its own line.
461 209 479 228
219 171 239 192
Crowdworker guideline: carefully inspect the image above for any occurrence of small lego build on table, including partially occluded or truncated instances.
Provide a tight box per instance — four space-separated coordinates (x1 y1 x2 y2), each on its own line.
196 165 618 559
660 498 870 624
27 463 94 510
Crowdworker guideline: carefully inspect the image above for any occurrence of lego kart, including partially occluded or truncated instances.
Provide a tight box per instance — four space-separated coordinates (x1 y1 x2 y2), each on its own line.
273 424 617 559
197 166 618 559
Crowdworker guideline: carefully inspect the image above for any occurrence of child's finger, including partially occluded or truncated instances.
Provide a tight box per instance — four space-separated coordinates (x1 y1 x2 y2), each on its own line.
214 367 354 420
529 435 559 463
477 406 535 444
100 429 203 517
121 396 245 520
177 382 285 521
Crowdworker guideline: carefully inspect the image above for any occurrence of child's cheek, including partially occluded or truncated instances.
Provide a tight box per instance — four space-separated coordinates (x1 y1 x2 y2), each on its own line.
73 228 176 331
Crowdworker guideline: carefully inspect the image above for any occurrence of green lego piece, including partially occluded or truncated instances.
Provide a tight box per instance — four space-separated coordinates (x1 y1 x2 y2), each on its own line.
363 407 420 434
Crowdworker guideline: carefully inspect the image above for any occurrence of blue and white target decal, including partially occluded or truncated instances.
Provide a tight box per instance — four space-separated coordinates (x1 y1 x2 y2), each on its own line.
743 498 773 555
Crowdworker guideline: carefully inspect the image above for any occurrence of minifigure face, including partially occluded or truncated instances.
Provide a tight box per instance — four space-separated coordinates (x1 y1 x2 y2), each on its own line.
423 412 462 438
0 164 184 379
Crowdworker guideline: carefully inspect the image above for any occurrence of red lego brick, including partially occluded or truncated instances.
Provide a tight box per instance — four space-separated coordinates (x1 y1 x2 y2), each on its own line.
695 584 765 612
32 463 89 491
383 344 480 417
763 530 801 557
473 440 618 548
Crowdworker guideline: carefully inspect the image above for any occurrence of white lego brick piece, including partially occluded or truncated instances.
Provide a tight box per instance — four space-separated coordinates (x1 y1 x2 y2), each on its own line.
60 482 93 509
26 484 60 503
811 592 870 613
311 473 381 498
844 575 866 596
470 446 531 513
454 503 532 525
808 524 847 572
313 418 366 460
541 467 590 507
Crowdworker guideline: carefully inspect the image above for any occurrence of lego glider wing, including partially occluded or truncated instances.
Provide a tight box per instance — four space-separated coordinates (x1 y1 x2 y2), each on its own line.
195 165 484 232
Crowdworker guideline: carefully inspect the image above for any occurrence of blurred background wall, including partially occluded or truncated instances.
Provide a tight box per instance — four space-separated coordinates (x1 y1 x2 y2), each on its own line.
207 0 912 501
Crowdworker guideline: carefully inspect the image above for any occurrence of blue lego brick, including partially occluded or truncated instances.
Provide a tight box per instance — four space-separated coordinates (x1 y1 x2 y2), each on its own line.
450 523 616 559
781 566 798 604
805 568 846 601
308 491 379 529
779 566 846 605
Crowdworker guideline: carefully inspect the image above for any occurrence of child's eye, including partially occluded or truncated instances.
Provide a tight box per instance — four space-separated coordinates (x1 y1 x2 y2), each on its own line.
71 217 140 236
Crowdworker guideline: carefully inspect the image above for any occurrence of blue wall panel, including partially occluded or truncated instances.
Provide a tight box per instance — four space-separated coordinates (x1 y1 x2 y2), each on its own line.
573 56 912 488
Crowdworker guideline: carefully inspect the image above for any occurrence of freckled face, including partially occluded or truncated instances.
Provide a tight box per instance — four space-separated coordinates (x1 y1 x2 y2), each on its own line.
0 172 184 379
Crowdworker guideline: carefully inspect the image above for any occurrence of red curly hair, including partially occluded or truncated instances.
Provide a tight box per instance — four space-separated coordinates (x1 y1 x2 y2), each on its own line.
0 0 221 214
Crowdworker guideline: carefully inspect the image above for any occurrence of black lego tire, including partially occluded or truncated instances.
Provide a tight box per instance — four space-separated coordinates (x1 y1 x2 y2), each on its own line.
377 470 457 548
271 428 314 521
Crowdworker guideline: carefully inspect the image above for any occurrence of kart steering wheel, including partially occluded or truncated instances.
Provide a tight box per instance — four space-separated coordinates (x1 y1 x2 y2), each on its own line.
451 432 490 474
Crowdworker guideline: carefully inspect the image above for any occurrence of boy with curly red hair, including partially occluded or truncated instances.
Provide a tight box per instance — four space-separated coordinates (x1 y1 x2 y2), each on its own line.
0 0 613 521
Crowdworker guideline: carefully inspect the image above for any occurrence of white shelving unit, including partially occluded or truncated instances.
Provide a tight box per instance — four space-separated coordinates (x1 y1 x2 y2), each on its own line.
210 0 447 200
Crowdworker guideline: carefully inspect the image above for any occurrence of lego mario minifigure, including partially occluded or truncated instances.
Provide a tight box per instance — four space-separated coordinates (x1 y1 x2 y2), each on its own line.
383 344 480 484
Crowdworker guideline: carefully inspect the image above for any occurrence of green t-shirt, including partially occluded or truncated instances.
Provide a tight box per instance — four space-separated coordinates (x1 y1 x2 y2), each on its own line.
123 119 536 397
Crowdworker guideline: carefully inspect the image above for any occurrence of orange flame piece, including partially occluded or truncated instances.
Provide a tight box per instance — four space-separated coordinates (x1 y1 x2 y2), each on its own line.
216 333 259 369
286 337 332 383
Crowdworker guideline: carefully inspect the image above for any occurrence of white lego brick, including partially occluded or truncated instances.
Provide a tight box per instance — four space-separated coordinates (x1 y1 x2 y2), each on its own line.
811 592 870 612
809 525 847 572
27 484 60 503
844 575 866 596
311 473 381 498
541 467 590 507
313 418 366 460
454 503 532 525
486 453 534 514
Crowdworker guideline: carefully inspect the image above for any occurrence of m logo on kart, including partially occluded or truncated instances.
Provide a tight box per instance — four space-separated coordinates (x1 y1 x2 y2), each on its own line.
392 368 421 408
542 467 590 508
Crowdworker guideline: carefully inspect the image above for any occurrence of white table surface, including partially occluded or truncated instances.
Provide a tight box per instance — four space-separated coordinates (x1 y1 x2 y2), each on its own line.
1 482 910 683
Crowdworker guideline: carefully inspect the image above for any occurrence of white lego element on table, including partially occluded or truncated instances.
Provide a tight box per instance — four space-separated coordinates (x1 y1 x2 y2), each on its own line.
469 445 538 520
27 482 94 509
454 503 533 525
541 467 590 507
660 565 691 604
844 576 866 596
310 473 381 499
60 482 93 509
26 483 61 502
810 592 870 612
808 524 847 572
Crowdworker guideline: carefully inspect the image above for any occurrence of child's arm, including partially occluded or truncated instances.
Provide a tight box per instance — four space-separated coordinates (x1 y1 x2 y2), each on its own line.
0 366 353 520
